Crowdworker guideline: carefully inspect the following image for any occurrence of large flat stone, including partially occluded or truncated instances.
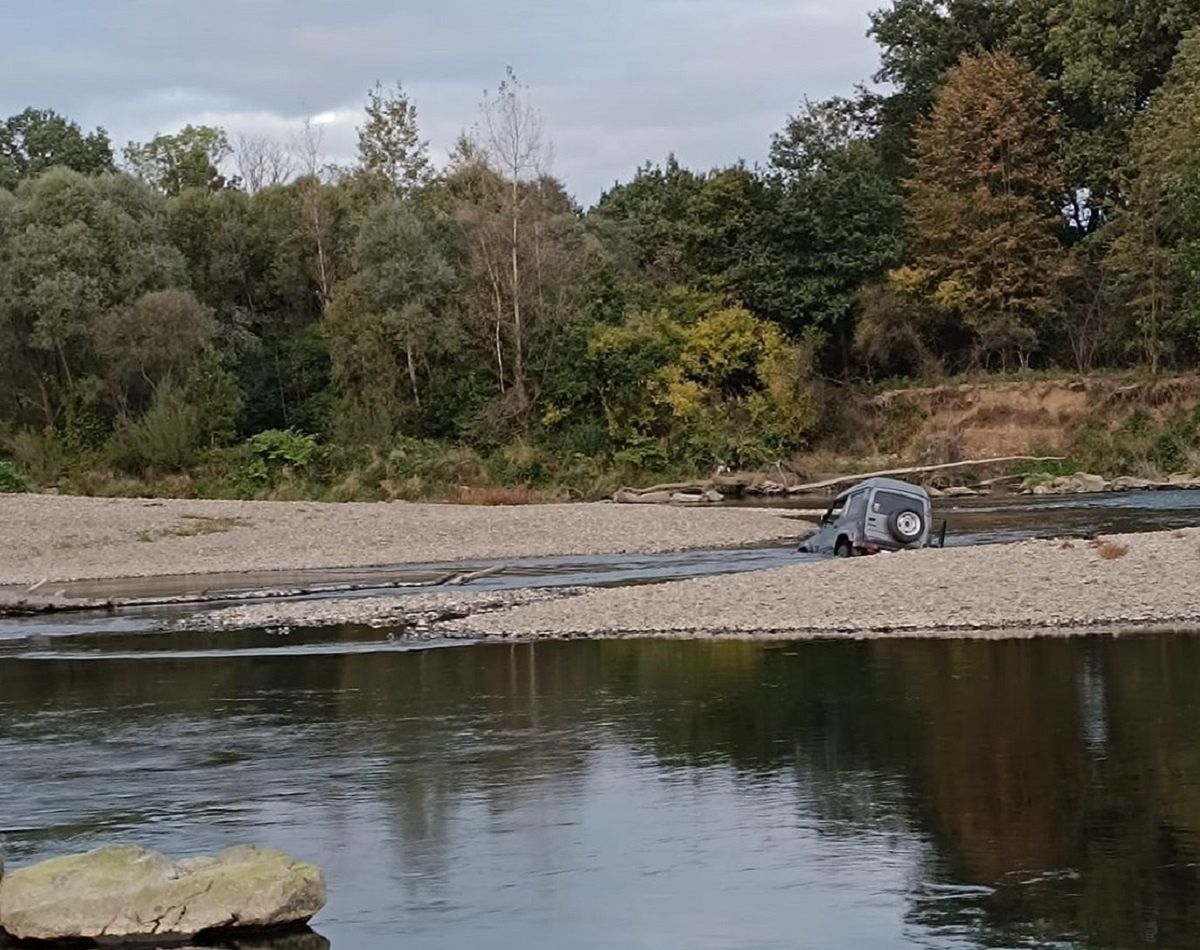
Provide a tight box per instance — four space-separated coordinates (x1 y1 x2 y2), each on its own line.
0 844 325 943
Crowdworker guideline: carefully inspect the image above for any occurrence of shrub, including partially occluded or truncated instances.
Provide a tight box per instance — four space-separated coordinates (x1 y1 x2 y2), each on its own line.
487 441 547 484
386 438 486 486
0 459 26 493
108 395 205 473
5 430 71 485
248 429 321 469
1068 409 1200 477
613 435 671 472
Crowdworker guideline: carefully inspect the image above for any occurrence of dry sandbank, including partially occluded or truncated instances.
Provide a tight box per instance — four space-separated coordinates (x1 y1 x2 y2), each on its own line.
0 493 806 586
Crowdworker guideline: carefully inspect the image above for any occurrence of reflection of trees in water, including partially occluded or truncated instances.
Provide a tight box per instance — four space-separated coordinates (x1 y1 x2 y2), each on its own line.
586 637 1200 949
328 641 600 893
9 633 1200 946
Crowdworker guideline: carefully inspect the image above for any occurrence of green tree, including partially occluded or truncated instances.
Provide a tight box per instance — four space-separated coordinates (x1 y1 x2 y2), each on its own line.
1023 0 1200 224
356 82 432 198
1105 26 1200 369
868 0 1018 172
124 125 232 196
0 108 114 189
92 289 218 415
0 168 186 429
680 165 774 305
592 155 705 287
451 72 588 431
325 200 456 441
908 50 1067 369
757 97 906 344
166 180 336 435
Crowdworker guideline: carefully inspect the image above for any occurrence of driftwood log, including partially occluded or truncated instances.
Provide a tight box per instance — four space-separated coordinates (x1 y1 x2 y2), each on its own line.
613 456 1066 504
784 456 1066 494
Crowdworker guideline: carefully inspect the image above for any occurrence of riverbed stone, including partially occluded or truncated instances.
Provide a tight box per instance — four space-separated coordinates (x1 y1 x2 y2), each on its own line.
1030 472 1110 495
1109 476 1154 491
0 844 325 942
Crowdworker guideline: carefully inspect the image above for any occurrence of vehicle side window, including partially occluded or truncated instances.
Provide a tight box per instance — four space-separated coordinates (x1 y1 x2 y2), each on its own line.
823 496 847 524
872 490 922 515
843 490 867 522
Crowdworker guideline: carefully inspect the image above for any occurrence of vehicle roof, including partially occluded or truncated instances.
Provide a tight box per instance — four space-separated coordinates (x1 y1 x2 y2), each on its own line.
835 477 929 500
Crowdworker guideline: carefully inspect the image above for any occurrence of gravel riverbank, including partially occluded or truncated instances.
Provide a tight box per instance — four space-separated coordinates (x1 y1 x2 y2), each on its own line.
0 493 807 586
183 588 585 633
451 527 1200 639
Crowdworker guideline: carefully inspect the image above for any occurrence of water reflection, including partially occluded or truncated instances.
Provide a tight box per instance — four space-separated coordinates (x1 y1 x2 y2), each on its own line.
196 934 331 950
4 635 1200 948
0 934 330 950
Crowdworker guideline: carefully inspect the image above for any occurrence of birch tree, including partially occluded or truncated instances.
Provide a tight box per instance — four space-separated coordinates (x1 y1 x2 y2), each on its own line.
471 68 549 423
235 135 293 193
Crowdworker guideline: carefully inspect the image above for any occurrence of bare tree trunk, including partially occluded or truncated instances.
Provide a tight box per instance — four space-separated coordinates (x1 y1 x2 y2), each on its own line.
301 183 334 310
35 372 56 429
275 350 290 426
57 344 74 389
405 340 421 408
509 179 528 421
479 235 507 391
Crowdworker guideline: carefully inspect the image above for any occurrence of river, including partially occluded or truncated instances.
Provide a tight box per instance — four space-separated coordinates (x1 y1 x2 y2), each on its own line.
4 635 1200 948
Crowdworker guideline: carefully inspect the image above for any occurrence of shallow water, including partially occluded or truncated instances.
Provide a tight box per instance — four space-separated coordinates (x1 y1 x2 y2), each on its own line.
6 633 1200 948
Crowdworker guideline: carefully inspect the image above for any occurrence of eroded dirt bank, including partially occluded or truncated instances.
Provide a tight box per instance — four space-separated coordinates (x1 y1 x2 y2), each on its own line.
0 493 805 586
451 527 1200 639
863 375 1200 458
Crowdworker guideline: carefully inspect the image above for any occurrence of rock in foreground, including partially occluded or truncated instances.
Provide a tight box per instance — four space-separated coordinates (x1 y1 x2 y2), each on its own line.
0 845 325 943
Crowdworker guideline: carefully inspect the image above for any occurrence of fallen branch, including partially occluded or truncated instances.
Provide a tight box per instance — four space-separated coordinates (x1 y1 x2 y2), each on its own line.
434 565 507 587
786 456 1066 495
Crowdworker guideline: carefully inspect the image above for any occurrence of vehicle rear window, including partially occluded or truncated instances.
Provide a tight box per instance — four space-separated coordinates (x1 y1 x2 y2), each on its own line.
872 490 922 515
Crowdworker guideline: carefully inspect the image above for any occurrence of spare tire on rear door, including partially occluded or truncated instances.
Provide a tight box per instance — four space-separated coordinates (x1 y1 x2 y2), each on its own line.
887 508 925 544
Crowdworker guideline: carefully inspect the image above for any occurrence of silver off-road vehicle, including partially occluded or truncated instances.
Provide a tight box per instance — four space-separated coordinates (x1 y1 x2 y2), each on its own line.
801 477 938 557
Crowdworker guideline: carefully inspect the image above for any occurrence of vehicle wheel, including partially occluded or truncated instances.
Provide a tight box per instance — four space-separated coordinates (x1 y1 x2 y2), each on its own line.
835 538 853 558
888 509 925 544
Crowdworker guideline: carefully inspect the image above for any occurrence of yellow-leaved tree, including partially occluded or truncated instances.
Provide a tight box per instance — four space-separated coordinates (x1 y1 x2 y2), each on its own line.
908 49 1068 371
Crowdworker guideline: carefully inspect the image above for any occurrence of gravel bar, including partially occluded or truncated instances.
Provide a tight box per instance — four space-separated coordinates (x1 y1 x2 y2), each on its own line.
451 528 1200 639
0 493 805 585
184 588 586 633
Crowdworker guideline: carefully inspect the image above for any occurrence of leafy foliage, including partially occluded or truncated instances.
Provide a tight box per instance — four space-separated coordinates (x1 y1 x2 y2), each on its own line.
4 16 1200 498
0 458 26 493
908 51 1067 369
356 82 432 197
1105 26 1200 369
589 296 822 469
123 126 232 195
0 108 114 190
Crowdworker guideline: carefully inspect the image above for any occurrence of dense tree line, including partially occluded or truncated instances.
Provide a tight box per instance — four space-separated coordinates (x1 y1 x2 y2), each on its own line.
3 2 1200 496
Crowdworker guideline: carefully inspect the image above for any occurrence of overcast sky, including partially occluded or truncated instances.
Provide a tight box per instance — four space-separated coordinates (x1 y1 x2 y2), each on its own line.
1 0 883 204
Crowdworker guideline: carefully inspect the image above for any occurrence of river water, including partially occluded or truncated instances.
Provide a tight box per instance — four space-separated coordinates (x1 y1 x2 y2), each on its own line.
5 491 1200 948
5 634 1200 949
